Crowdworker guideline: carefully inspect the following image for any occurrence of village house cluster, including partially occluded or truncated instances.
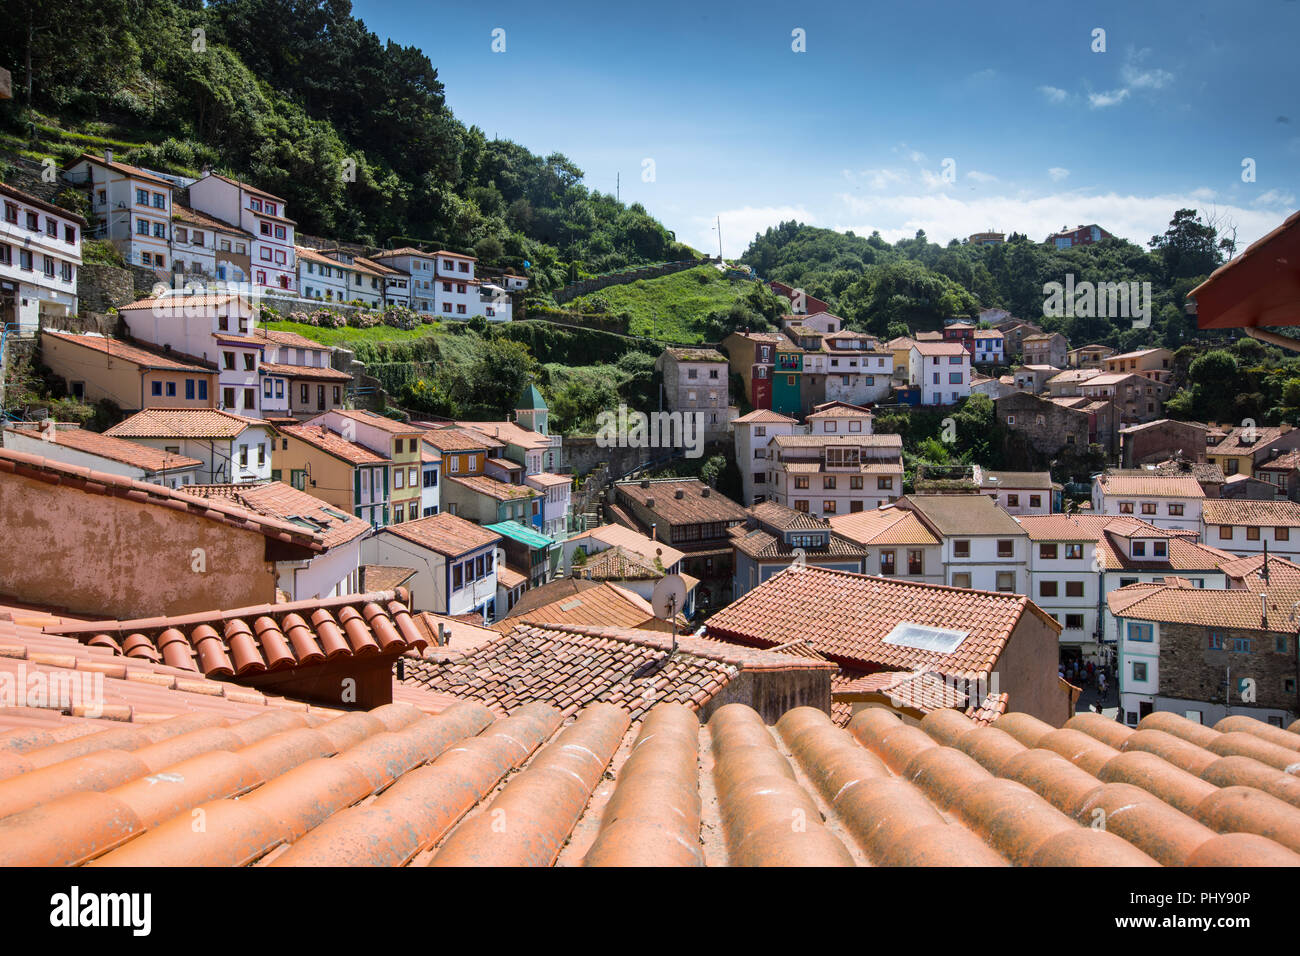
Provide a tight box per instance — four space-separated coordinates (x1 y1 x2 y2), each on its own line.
2 130 1300 872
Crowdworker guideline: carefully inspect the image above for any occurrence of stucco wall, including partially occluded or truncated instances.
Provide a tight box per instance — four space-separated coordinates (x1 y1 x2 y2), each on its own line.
0 470 277 618
994 613 1070 726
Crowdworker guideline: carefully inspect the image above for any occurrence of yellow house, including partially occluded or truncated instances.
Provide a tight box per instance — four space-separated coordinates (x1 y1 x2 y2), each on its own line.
275 422 393 527
1206 423 1300 478
41 331 217 411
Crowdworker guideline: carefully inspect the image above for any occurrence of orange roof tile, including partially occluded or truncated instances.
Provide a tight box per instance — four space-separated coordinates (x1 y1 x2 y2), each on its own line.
105 408 266 440
706 566 1057 676
829 507 939 546
1202 498 1300 527
185 481 368 550
1095 475 1205 498
277 423 387 465
40 331 214 372
447 473 538 501
3 426 202 473
499 580 660 631
378 512 501 558
401 622 833 721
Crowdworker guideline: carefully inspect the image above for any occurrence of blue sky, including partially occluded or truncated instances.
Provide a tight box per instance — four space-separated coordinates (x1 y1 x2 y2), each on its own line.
352 0 1299 257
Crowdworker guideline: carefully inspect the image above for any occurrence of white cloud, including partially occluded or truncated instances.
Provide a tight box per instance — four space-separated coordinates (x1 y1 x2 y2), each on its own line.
1122 65 1174 90
693 205 814 259
1048 167 1070 182
845 167 907 190
1190 187 1218 201
966 170 998 184
1253 188 1297 207
830 189 1288 250
1089 89 1131 109
1038 85 1068 104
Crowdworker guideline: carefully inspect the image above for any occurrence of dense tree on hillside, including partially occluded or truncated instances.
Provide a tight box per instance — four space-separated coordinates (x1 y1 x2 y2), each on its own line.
740 210 1239 352
0 0 691 282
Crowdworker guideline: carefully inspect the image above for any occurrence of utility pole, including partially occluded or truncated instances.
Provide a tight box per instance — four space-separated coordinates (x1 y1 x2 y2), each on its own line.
716 215 723 261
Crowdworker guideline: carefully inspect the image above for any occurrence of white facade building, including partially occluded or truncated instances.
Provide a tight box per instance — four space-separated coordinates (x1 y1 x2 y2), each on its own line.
910 342 972 406
188 173 296 294
1091 474 1205 533
104 408 275 484
64 151 176 273
0 182 83 333
731 409 800 506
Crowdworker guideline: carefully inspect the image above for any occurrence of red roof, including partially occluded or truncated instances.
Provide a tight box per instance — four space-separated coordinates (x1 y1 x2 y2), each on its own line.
41 331 213 372
3 426 202 473
185 481 368 549
705 566 1057 676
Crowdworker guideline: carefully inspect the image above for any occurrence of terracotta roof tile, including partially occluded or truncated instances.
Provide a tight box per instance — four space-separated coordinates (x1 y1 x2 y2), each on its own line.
105 408 266 440
1095 475 1206 498
4 426 202 473
447 473 538 501
278 423 387 465
378 512 501 558
1202 498 1300 527
705 566 1056 676
184 481 368 549
40 331 213 372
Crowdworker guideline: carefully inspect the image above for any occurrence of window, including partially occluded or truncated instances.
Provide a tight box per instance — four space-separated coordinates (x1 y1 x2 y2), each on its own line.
185 380 195 400
1219 526 1233 540
850 476 863 490
395 504 404 523
223 352 235 370
1127 622 1153 642
997 539 1013 558
1119 502 1134 514
795 476 809 490
452 563 463 591
1168 504 1184 516
877 477 893 490
1141 503 1156 515
1029 495 1042 508
2 202 15 223
18 249 32 271
238 445 249 468
135 189 149 206
951 572 972 588
953 540 970 558
136 219 149 236
1006 494 1019 508
822 500 836 514
394 469 404 489
243 388 255 410
151 381 163 397
1276 634 1289 654
198 380 208 400
1277 527 1291 541
794 500 809 513
1132 661 1148 682
300 384 309 404
1065 614 1084 630
1152 541 1167 557
1247 526 1261 541
996 572 1015 592
165 381 176 397
243 353 256 372
264 379 273 398
1207 629 1224 650
880 550 896 575
1040 580 1058 597
823 476 836 489
1039 543 1058 559
1233 636 1252 653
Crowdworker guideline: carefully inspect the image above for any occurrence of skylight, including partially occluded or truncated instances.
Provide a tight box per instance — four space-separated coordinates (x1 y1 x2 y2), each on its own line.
882 622 968 654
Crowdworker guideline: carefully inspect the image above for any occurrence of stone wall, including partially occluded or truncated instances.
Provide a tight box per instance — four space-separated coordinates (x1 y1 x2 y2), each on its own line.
1120 420 1208 467
76 263 137 314
997 392 1091 459
1158 621 1298 714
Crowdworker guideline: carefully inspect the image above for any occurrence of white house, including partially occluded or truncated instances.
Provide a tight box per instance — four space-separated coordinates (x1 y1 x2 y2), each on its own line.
63 150 176 273
730 409 800 506
104 407 275 483
370 248 510 321
297 246 385 307
0 182 83 332
117 291 266 416
363 512 502 620
1020 513 1232 662
828 506 944 585
526 471 572 540
419 442 441 518
765 432 904 518
188 173 296 293
819 331 894 405
1200 499 1300 560
1091 474 1205 533
978 469 1055 515
3 423 201 489
170 203 254 285
898 494 1029 593
909 341 971 406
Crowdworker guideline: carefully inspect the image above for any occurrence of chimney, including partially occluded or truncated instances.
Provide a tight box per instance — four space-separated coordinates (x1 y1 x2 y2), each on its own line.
674 488 685 499
701 487 711 497
650 522 657 541
646 498 656 509
104 148 113 164
640 479 650 489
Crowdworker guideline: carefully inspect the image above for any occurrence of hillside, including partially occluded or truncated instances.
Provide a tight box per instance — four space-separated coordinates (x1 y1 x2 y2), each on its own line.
739 214 1239 353
0 0 691 295
566 265 787 343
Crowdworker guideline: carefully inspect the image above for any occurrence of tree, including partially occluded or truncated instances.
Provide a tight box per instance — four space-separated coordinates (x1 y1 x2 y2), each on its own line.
458 338 537 417
1149 209 1225 282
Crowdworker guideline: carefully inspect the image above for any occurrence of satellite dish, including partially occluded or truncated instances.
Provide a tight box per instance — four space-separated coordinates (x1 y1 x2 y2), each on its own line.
651 574 687 621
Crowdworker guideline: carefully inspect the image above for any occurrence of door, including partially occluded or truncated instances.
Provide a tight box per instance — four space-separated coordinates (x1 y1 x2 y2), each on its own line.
317 385 325 411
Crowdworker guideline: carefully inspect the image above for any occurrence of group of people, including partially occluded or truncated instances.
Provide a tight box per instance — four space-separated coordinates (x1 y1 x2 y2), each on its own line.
1061 658 1111 696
